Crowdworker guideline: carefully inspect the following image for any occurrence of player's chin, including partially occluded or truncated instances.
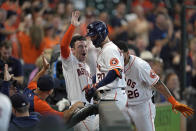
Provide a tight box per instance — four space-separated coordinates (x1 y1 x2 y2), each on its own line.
79 55 87 62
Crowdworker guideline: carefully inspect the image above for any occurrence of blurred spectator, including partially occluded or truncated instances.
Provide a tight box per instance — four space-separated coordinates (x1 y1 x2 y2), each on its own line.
152 57 164 80
0 64 18 97
17 24 45 86
1 0 21 16
165 71 180 100
148 12 173 57
155 70 180 103
56 1 74 21
4 10 19 58
9 93 40 131
173 3 181 31
132 5 150 44
32 0 49 19
0 93 12 131
0 9 16 43
189 38 196 88
109 2 128 41
23 56 84 122
131 0 154 14
160 30 180 70
79 6 96 36
28 49 52 83
17 24 45 65
43 23 60 49
135 35 148 53
51 15 64 39
1 0 21 28
140 50 154 67
99 11 113 35
0 41 23 84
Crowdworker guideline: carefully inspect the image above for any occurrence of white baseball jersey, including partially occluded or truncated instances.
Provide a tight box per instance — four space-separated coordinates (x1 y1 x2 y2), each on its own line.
123 55 159 131
95 41 127 110
96 41 126 90
124 55 159 105
61 51 92 104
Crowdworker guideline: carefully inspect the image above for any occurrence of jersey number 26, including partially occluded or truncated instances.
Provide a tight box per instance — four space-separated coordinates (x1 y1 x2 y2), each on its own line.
127 89 139 99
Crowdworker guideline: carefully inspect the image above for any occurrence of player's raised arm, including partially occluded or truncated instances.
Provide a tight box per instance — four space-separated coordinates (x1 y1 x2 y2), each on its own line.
60 11 80 59
153 79 194 117
28 55 50 90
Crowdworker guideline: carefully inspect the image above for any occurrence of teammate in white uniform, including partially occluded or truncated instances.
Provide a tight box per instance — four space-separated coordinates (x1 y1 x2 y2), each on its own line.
115 41 194 131
83 21 126 110
60 11 97 131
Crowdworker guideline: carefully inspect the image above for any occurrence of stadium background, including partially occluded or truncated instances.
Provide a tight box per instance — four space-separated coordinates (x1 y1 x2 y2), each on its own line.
0 0 196 131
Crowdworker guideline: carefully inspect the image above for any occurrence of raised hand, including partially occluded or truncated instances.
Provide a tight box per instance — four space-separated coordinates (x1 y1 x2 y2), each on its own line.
4 64 14 81
71 11 80 27
42 55 50 70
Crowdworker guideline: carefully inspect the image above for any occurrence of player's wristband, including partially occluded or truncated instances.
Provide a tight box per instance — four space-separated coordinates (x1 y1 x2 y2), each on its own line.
168 96 177 105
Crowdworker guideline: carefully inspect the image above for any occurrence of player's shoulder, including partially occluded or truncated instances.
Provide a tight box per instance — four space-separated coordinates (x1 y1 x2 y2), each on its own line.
132 55 151 70
103 41 118 51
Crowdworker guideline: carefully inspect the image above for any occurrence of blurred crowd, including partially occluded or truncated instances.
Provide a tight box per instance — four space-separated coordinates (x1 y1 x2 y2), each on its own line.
0 0 196 131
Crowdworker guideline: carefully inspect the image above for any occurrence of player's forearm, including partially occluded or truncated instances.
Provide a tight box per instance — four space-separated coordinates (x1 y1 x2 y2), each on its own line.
153 79 172 99
32 68 47 82
63 104 79 122
60 24 75 58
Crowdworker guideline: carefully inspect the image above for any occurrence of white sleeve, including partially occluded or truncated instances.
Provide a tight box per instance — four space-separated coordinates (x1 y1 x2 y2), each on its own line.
61 52 76 70
103 47 123 70
138 60 159 87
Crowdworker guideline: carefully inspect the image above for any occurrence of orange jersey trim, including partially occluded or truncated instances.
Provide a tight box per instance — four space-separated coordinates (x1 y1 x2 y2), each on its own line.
125 56 136 73
28 81 37 90
60 24 75 59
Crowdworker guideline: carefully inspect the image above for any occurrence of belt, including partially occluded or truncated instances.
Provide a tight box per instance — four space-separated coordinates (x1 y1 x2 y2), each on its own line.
99 89 111 94
99 88 125 94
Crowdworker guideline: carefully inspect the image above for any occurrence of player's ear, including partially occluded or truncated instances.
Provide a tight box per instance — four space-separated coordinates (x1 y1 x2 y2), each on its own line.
71 48 75 55
127 50 130 55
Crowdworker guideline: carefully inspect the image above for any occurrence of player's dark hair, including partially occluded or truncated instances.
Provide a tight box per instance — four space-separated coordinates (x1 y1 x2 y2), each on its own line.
14 104 29 113
114 41 128 52
70 35 86 48
127 44 140 57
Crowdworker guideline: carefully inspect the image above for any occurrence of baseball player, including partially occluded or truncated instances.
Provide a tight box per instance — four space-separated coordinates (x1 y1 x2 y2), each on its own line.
83 21 127 111
115 41 194 131
60 11 97 131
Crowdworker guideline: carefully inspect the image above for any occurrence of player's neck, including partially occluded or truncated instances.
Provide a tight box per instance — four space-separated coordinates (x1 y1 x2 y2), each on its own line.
101 37 110 48
125 55 130 66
